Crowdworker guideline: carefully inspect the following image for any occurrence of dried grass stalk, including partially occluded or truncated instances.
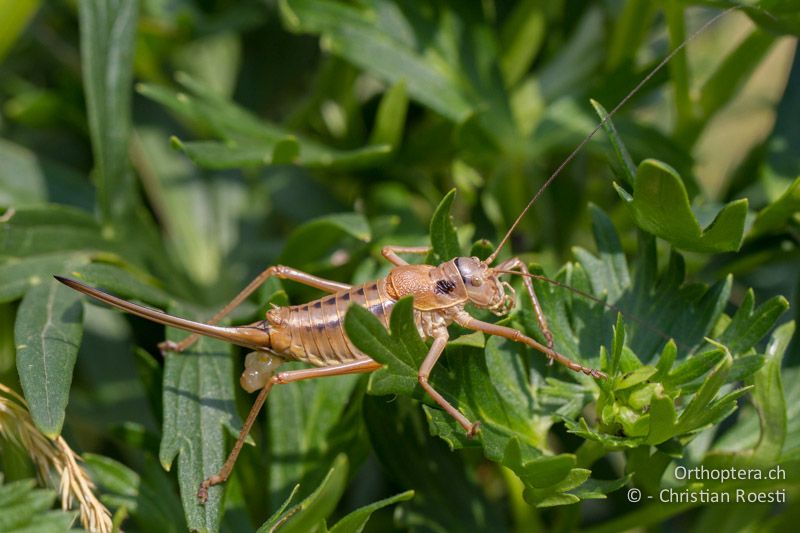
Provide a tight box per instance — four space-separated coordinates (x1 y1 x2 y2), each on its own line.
0 382 112 533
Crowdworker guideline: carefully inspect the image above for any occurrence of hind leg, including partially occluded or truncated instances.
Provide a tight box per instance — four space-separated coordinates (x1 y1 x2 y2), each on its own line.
197 358 381 502
160 266 351 353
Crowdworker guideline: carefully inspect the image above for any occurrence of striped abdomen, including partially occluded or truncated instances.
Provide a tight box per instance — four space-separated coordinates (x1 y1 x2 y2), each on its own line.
266 279 396 366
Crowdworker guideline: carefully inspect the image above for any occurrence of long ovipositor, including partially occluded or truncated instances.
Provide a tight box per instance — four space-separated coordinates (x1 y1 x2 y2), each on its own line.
53 276 272 351
55 275 396 364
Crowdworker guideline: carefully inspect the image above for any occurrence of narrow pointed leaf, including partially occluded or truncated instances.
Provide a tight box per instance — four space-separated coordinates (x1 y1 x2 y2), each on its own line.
268 363 361 507
750 176 800 237
752 321 792 462
329 490 414 533
15 278 84 437
79 0 139 224
279 0 473 122
85 453 186 532
369 81 409 148
158 307 242 532
258 454 348 533
0 478 76 531
715 290 789 355
428 189 461 263
591 99 636 185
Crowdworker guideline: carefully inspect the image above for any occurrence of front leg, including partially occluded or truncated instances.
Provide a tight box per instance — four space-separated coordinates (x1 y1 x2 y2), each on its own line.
455 312 606 379
418 329 480 437
495 257 554 351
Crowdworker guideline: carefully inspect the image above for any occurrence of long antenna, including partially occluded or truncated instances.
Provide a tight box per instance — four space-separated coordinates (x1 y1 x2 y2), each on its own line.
485 7 736 265
494 269 687 350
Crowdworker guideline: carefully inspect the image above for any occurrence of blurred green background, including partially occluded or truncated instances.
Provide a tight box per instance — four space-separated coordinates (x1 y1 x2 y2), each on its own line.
1 0 799 531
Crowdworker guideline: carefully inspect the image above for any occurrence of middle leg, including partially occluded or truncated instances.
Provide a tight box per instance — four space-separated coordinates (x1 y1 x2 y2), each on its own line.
381 245 431 266
417 329 480 437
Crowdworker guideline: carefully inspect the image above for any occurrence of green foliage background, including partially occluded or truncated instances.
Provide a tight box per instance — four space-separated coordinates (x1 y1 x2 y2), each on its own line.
1 0 799 531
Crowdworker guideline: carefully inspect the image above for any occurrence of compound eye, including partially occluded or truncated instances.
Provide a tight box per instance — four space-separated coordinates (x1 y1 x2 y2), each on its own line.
471 277 483 287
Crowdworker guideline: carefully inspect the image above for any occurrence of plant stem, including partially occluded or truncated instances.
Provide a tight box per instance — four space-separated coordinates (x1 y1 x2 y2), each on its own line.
665 1 693 143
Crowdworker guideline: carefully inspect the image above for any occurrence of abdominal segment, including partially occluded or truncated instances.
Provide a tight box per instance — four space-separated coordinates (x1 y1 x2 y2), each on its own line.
267 280 397 367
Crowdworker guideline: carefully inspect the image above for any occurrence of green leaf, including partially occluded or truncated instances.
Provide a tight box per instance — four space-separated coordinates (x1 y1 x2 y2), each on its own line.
676 353 733 432
591 99 636 186
606 315 625 378
605 0 656 70
532 8 605 105
0 205 113 258
662 349 725 390
15 277 84 437
620 160 748 253
272 136 301 164
0 0 40 62
645 390 678 445
625 447 672 495
752 321 792 462
567 474 631 501
279 0 472 123
329 490 414 533
653 340 677 380
0 138 94 210
750 176 800 237
139 74 390 171
0 253 90 303
85 453 186 533
698 29 777 124
499 438 574 489
258 454 348 533
724 0 800 37
268 363 362 507
71 262 171 309
351 297 428 398
172 138 390 170
428 189 462 264
524 468 591 506
369 80 409 148
499 0 545 87
280 213 371 269
158 306 243 532
573 206 630 303
173 32 241 99
78 0 138 225
135 127 229 286
779 366 800 462
260 485 300 533
615 366 656 391
0 478 76 532
714 289 789 356
363 395 506 531
469 239 495 261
